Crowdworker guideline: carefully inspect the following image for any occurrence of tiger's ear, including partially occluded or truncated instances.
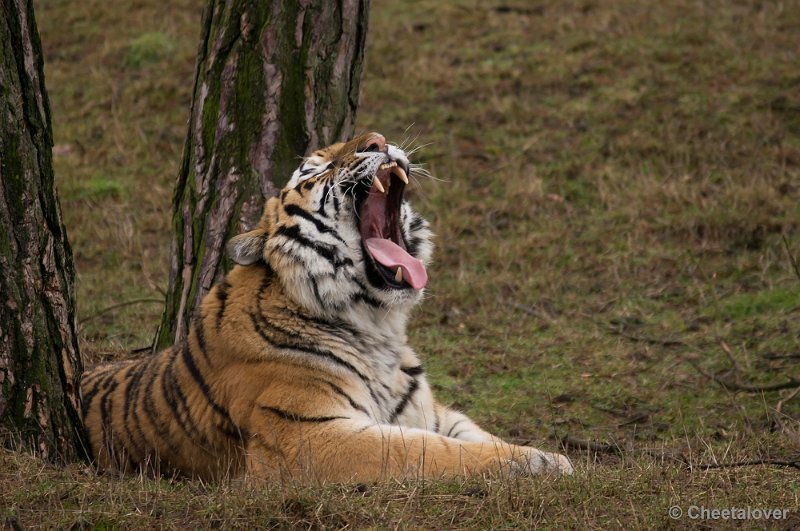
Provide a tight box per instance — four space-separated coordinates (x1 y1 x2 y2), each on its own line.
227 228 267 265
226 197 280 265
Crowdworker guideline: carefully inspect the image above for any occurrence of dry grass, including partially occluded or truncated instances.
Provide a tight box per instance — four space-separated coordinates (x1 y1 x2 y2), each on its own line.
3 0 798 527
2 446 797 529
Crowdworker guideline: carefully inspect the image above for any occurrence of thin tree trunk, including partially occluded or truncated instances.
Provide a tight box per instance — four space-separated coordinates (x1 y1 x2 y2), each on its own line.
153 0 371 351
0 0 86 461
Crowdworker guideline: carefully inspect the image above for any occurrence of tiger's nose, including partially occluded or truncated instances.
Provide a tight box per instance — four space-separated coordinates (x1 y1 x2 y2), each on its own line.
363 134 386 153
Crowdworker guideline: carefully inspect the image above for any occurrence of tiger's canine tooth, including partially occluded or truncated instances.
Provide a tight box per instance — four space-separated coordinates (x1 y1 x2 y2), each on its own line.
395 267 403 282
394 167 409 184
373 178 386 194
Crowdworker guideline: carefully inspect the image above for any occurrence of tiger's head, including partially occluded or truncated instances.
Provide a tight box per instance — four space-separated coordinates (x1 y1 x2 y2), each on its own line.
227 132 433 324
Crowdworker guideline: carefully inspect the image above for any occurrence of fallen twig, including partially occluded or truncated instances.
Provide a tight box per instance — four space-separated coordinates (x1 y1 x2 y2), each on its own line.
608 327 686 348
719 341 742 377
783 234 800 282
559 435 685 463
693 458 800 471
772 386 800 433
591 404 655 427
561 435 623 455
505 301 554 322
79 298 164 328
775 386 800 414
763 352 800 360
561 434 800 470
689 360 800 392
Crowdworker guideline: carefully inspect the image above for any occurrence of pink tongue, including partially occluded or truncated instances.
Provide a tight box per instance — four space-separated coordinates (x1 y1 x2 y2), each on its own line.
365 238 428 290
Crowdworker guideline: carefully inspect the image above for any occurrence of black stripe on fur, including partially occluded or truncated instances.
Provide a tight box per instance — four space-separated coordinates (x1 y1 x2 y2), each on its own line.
446 418 467 438
260 405 348 423
390 379 419 422
400 365 424 377
274 224 353 268
248 311 386 409
215 281 231 329
179 342 236 429
284 204 346 244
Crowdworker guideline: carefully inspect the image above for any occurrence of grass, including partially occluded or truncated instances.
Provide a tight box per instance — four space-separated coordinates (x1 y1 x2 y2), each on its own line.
2 0 799 527
125 32 176 68
62 175 128 201
2 447 797 529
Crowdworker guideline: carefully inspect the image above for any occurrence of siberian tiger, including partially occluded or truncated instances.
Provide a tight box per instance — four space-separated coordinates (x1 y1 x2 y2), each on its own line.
80 132 573 482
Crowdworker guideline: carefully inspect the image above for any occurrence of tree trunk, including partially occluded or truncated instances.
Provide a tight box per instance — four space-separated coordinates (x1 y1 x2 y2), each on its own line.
153 0 371 351
0 0 86 461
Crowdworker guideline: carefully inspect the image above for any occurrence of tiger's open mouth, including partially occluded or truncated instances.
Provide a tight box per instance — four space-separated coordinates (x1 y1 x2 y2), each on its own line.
357 161 428 291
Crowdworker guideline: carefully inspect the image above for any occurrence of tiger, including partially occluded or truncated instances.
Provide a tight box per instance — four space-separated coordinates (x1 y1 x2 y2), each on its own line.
80 132 574 483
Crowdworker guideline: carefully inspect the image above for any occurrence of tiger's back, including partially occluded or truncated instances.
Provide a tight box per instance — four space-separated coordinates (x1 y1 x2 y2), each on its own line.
81 133 573 482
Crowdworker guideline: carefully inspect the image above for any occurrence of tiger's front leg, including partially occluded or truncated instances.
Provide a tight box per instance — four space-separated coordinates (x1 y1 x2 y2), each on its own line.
432 402 502 442
429 403 573 473
243 417 573 483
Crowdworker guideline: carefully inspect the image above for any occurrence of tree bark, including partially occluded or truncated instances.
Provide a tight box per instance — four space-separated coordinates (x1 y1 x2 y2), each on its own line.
0 0 86 461
153 0 371 351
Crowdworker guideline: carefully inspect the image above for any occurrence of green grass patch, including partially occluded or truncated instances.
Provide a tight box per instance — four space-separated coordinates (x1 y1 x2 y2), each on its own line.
63 175 127 201
125 31 175 68
720 287 799 320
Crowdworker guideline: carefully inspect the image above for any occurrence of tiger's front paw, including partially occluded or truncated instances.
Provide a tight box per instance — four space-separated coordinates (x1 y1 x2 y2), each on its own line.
537 451 574 475
506 449 574 476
